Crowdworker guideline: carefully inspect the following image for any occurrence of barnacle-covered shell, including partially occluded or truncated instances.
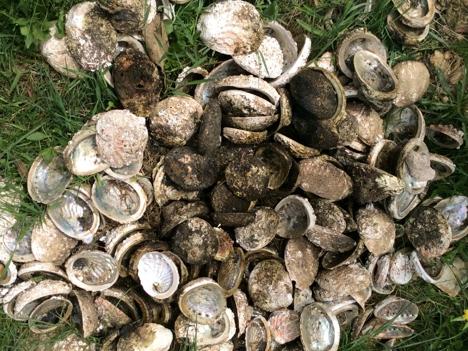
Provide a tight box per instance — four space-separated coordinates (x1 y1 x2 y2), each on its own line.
41 24 82 78
393 61 430 107
374 296 418 324
197 0 264 55
17 262 68 281
92 176 147 223
391 0 435 28
224 115 279 132
353 50 398 107
297 156 353 201
346 102 383 146
248 259 293 312
137 251 179 299
161 200 209 235
150 96 203 146
275 195 315 238
387 11 430 46
29 296 73 334
211 182 250 214
404 207 452 258
427 124 464 149
31 216 78 264
117 323 173 351
198 99 223 155
385 105 426 143
171 217 217 265
269 309 300 345
63 127 109 176
235 208 279 251
285 237 320 290
65 2 117 71
164 147 218 191
95 110 148 168
245 316 271 351
300 303 340 351
305 226 356 253
178 278 227 324
27 152 72 205
337 28 387 78
290 67 345 120
51 333 96 351
433 196 468 241
316 264 371 296
356 205 395 256
223 128 268 145
65 250 119 291
112 48 161 117
47 189 100 242
219 90 276 117
389 249 413 285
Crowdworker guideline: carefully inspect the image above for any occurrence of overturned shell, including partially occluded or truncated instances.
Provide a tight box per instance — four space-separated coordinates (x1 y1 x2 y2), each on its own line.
2 280 36 320
362 318 414 339
63 127 109 176
65 2 117 71
27 152 72 205
337 28 387 78
29 296 73 334
275 195 315 239
47 189 100 242
137 251 180 300
92 176 147 223
353 50 398 106
235 208 279 251
197 0 264 56
385 105 426 143
248 259 293 312
117 323 173 351
426 124 464 149
171 217 218 265
316 264 371 296
65 250 119 291
17 262 68 281
387 11 430 46
178 277 227 324
1 226 34 263
150 96 203 146
233 289 253 337
391 0 435 28
41 24 82 78
368 254 395 295
300 303 340 351
393 61 430 107
31 216 78 264
433 196 468 241
297 156 353 201
104 222 150 255
356 206 395 256
405 207 452 258
285 237 320 290
269 309 300 345
290 67 345 121
0 260 17 286
95 109 148 169
374 296 419 324
245 316 271 351
389 249 413 285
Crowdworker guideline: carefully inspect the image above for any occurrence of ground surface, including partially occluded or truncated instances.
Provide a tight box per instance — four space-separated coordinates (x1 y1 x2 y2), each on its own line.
0 0 467 350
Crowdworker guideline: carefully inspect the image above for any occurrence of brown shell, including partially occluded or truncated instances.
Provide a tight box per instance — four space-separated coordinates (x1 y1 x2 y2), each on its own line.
223 128 268 145
297 156 353 201
305 226 356 253
273 133 320 159
309 199 347 234
235 208 279 251
74 289 99 338
404 207 452 258
269 309 300 345
112 49 161 117
393 61 430 107
233 289 254 337
197 99 223 155
219 90 276 117
245 316 271 351
95 296 132 331
284 237 320 290
356 206 395 256
316 264 371 295
212 212 256 227
346 102 383 146
293 287 314 313
248 259 293 312
210 182 250 213
427 124 464 149
161 200 209 235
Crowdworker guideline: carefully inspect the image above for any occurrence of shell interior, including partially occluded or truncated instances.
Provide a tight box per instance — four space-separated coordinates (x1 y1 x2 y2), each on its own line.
275 195 316 238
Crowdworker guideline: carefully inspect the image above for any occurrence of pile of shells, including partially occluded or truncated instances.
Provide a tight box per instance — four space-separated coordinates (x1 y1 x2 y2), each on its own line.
0 0 466 350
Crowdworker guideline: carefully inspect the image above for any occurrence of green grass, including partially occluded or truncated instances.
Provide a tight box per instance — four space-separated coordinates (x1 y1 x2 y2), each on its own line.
0 0 467 350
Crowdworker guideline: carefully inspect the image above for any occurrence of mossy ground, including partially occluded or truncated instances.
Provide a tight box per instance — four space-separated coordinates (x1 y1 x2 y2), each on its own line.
0 0 466 350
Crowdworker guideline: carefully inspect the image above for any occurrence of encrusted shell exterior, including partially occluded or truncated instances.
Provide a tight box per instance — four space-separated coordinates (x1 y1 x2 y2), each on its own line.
235 208 279 251
216 75 280 106
31 216 78 264
223 128 268 145
219 90 276 117
50 334 96 351
316 264 371 296
65 250 119 291
297 156 353 201
389 250 413 285
197 0 264 55
74 289 99 338
233 289 253 337
269 309 300 345
405 207 452 258
137 251 179 299
248 259 293 312
273 133 320 159
41 24 82 78
346 102 383 146
116 323 173 351
65 2 117 71
150 96 203 146
284 237 320 290
27 152 72 205
393 61 430 107
95 110 148 168
356 205 395 255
